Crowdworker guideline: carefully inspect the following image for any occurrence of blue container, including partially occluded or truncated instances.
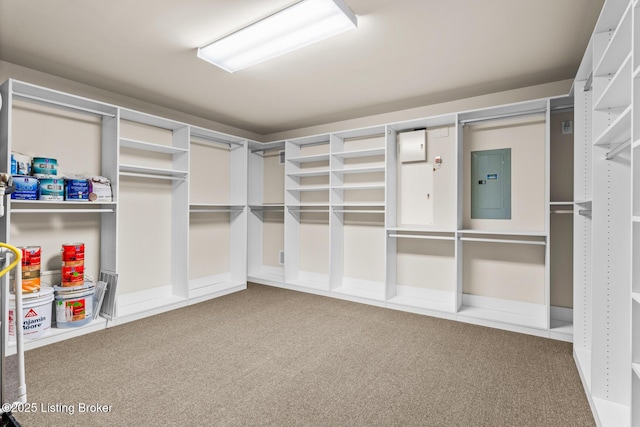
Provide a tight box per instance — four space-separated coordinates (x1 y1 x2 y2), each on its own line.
64 179 89 201
11 176 38 200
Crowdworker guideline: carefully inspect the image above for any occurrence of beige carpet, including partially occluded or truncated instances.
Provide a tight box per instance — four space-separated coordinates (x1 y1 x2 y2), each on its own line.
14 283 593 426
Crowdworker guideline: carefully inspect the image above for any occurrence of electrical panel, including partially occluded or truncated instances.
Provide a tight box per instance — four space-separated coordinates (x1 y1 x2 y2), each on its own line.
471 148 511 219
398 129 426 163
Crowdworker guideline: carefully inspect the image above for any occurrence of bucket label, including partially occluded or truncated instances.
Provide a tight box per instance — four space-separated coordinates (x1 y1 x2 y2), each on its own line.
9 306 50 337
57 298 91 322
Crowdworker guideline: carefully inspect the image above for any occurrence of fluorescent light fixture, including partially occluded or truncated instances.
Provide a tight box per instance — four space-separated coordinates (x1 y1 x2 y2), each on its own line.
197 0 357 73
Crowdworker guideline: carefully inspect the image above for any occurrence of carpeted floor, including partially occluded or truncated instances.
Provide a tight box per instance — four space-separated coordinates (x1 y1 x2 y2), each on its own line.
13 283 594 426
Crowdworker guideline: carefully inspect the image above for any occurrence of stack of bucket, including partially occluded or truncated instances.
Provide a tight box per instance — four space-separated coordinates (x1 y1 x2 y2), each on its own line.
55 243 94 328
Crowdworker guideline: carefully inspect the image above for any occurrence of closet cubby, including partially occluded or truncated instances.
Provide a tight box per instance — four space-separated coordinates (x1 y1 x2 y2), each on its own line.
188 127 247 303
329 127 386 302
285 136 331 290
248 140 285 285
116 109 189 322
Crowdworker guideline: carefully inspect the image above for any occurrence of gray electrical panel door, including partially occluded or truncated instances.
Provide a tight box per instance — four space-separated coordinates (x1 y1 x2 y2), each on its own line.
471 148 511 219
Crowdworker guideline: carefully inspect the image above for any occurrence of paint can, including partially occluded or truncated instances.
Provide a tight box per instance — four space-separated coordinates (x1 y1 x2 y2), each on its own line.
8 286 54 340
54 283 94 328
11 176 38 200
18 246 41 293
32 157 57 175
38 178 64 201
61 265 84 287
61 243 84 261
10 152 31 176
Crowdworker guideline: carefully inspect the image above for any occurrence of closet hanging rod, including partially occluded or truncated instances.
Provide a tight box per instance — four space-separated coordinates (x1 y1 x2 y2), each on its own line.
191 138 242 148
388 234 455 241
14 92 116 118
459 237 546 246
459 108 546 125
250 146 284 153
605 138 631 160
550 210 573 214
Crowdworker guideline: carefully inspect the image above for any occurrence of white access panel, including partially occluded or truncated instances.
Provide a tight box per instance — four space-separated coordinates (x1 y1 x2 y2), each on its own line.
399 129 427 163
399 162 434 225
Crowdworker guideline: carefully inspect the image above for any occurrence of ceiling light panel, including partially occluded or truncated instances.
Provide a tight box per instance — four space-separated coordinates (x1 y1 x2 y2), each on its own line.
197 0 357 73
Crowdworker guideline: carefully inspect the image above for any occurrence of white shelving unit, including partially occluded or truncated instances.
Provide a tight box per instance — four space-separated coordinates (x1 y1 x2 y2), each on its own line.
188 126 247 303
284 135 331 291
330 126 387 304
116 108 190 323
572 1 636 425
248 140 285 285
0 79 119 347
0 78 249 350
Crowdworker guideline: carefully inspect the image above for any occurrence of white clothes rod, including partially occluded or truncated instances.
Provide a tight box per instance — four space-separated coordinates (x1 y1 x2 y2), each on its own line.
250 146 284 153
14 92 116 117
550 210 573 214
460 108 546 125
388 234 455 241
459 237 546 246
190 209 240 213
605 138 631 160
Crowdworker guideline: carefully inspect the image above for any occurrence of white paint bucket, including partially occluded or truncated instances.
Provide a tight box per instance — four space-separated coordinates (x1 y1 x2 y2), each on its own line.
8 286 54 341
54 283 94 328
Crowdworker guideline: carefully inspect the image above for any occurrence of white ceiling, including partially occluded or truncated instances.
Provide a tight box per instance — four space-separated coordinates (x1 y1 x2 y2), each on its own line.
0 0 603 136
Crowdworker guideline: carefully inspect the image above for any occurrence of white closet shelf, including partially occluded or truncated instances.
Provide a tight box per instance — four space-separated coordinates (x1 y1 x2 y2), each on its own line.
549 319 573 336
332 285 386 302
593 3 632 77
633 292 640 303
120 137 188 154
458 305 547 330
286 185 330 192
117 294 189 322
387 226 457 233
387 295 456 314
594 53 632 111
593 105 632 146
6 316 109 355
331 147 385 158
287 153 330 163
286 169 330 177
388 234 455 241
460 237 546 246
119 164 188 179
332 166 385 174
331 183 385 190
10 200 115 206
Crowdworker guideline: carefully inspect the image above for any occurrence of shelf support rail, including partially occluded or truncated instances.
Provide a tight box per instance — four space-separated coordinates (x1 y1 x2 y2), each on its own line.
605 138 631 160
13 92 116 118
